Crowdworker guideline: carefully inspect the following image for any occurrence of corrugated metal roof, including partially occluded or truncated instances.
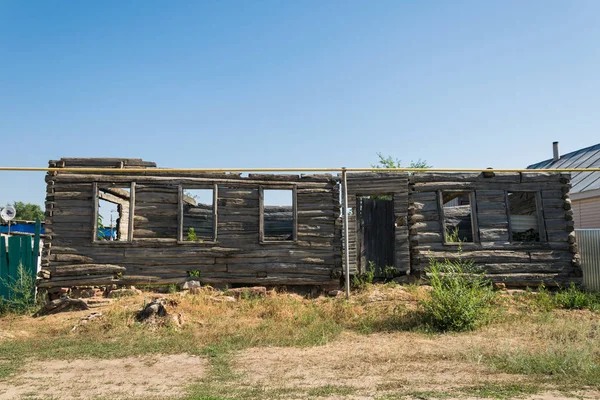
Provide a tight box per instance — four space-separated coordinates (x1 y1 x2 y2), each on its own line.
527 143 600 193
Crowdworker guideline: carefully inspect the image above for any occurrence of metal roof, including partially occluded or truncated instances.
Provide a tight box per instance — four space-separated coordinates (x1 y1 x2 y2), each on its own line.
527 143 600 193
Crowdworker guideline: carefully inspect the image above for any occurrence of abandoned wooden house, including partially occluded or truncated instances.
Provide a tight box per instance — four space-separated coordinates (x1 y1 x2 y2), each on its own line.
39 158 581 291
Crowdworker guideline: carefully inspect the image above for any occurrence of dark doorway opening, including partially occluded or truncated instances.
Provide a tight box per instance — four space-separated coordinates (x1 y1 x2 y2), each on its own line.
357 197 395 277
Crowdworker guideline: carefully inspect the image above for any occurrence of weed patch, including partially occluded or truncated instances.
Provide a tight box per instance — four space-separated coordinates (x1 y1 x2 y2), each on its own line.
488 345 600 386
0 263 40 315
419 256 496 332
555 283 600 311
460 383 541 399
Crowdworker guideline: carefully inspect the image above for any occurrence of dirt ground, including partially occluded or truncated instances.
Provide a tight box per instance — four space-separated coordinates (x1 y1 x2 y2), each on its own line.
233 332 600 400
0 331 598 399
1 286 599 399
0 354 207 400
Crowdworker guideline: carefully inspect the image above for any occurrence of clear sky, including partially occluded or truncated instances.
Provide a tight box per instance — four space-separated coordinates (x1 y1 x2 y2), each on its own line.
1 0 599 208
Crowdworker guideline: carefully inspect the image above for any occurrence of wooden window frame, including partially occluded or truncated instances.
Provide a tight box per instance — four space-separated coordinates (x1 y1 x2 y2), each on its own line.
438 190 479 245
92 182 136 244
177 183 218 244
505 190 547 243
259 185 298 244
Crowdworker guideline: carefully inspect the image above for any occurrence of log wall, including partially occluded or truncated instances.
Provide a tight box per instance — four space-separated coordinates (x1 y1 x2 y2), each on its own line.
42 159 342 288
408 172 581 287
40 159 582 289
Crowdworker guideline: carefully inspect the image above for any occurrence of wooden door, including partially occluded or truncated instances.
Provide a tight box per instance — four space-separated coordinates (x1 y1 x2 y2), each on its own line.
359 198 395 277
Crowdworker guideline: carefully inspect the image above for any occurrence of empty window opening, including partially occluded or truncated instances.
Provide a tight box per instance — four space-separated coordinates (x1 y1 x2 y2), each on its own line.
95 186 132 241
442 191 474 243
262 189 295 241
182 188 215 242
507 191 540 242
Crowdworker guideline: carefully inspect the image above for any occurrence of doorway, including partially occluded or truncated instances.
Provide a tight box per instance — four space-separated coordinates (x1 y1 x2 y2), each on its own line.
357 196 395 277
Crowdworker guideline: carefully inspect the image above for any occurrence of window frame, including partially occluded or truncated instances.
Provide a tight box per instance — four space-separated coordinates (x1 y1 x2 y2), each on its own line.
438 190 479 245
505 190 547 243
92 182 136 244
259 185 298 244
177 183 219 244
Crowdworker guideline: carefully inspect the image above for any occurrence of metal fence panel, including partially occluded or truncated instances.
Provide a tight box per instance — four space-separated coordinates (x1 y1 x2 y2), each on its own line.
0 237 7 299
0 220 41 300
576 229 600 291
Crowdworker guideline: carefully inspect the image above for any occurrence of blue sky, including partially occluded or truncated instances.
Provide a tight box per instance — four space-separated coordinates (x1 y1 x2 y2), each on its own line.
1 0 599 207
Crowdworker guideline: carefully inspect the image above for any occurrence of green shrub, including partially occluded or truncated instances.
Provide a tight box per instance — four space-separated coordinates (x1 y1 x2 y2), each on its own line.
187 227 198 242
555 283 600 310
528 284 557 312
420 256 495 332
445 227 463 243
351 266 374 291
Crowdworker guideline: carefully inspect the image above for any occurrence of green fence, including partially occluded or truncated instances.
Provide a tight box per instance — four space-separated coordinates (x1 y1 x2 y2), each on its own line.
0 220 41 300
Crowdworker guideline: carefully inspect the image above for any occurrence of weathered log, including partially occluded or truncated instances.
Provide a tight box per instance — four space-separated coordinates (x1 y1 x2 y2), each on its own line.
52 264 125 277
410 172 520 183
33 297 89 317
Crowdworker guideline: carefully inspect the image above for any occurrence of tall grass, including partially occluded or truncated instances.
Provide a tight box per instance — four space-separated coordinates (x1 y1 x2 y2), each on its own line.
518 283 600 313
0 263 38 315
420 256 496 332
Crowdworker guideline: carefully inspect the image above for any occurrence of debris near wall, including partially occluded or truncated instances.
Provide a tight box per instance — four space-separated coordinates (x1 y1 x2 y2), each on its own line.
71 312 103 332
34 297 89 317
136 298 184 328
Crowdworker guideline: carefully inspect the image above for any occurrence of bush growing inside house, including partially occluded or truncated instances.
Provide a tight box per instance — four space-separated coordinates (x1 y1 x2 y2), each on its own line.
419 256 495 332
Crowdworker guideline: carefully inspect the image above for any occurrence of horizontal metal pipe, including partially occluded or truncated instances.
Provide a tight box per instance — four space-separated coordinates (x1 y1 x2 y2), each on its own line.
0 166 599 173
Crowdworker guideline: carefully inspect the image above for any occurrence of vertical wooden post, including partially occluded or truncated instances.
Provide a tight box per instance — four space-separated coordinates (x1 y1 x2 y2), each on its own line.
128 182 136 241
33 220 41 301
213 183 219 242
177 184 184 242
92 182 99 242
342 168 351 299
292 185 298 242
258 186 264 243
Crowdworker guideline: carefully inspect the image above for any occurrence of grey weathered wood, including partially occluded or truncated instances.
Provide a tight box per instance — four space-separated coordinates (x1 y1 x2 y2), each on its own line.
43 164 579 289
52 264 126 277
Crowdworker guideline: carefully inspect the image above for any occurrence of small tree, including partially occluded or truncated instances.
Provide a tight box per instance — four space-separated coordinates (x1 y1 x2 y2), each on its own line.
8 202 45 221
372 153 431 169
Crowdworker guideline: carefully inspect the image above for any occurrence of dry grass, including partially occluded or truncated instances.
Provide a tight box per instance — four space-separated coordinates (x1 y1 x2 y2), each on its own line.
0 284 599 399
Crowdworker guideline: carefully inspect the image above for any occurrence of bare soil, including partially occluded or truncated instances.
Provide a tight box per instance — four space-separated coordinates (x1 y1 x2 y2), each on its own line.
0 354 207 400
1 332 597 399
1 286 600 399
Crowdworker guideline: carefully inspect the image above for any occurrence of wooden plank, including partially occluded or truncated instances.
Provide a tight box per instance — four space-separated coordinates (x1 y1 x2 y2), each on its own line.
413 182 566 192
470 191 480 243
520 172 570 183
480 263 572 274
410 172 521 183
52 174 333 187
479 228 510 242
293 185 298 242
53 264 126 277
